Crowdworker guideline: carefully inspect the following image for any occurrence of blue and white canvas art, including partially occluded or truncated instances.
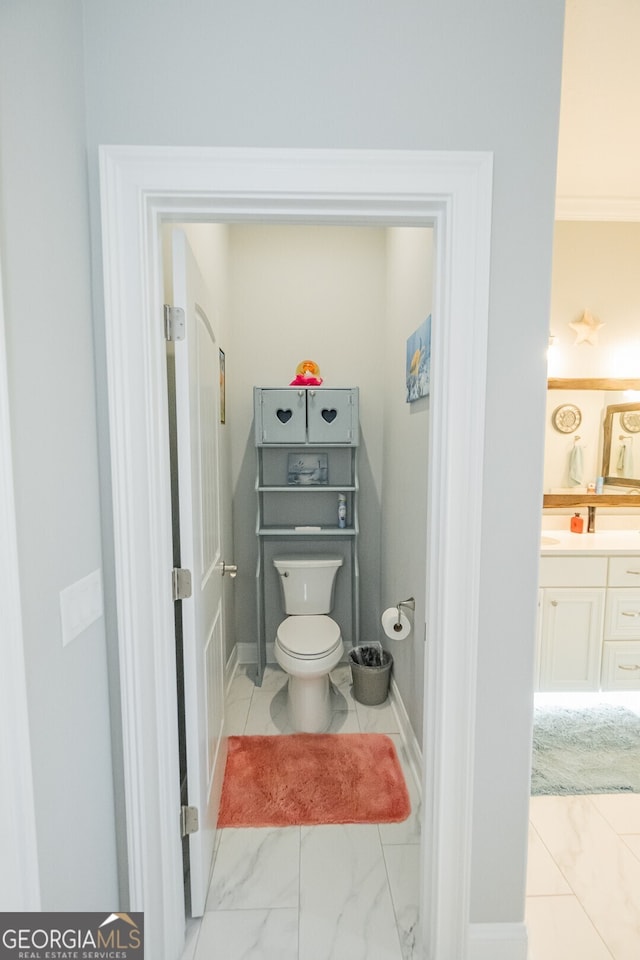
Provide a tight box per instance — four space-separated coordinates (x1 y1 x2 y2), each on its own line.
406 315 431 402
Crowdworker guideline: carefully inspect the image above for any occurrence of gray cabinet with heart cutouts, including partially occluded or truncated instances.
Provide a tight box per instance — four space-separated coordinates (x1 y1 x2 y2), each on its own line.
254 386 359 444
253 386 360 684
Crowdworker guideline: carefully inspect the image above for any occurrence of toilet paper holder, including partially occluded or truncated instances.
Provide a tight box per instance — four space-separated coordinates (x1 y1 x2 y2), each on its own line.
395 597 415 628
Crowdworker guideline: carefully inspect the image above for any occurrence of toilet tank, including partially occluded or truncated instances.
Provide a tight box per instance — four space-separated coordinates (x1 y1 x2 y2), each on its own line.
273 554 343 615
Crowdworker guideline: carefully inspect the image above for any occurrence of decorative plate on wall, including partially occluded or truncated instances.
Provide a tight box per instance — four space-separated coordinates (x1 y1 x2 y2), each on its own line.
552 403 582 434
621 410 640 433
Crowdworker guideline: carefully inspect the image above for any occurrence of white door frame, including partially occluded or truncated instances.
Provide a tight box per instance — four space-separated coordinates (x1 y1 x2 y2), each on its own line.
98 146 493 960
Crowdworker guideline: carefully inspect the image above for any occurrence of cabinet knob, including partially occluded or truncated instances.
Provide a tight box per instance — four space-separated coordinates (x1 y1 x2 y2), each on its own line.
619 664 640 671
621 611 640 617
551 600 558 607
221 561 238 579
626 569 640 575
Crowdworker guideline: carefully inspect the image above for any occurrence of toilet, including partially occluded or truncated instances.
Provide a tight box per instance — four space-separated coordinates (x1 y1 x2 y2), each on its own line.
273 553 344 733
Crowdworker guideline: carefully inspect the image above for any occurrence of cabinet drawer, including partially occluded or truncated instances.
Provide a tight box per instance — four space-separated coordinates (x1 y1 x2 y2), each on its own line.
604 589 640 640
608 556 640 587
538 556 607 588
601 641 640 690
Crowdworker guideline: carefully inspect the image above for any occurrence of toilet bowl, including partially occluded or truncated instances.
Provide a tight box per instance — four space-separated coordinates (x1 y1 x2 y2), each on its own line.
274 615 344 732
273 554 344 733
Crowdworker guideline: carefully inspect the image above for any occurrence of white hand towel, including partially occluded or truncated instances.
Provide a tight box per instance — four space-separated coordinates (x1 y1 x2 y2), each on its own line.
568 444 583 486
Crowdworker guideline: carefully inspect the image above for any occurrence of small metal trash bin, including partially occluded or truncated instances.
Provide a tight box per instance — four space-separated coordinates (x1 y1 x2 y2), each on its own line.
349 645 393 705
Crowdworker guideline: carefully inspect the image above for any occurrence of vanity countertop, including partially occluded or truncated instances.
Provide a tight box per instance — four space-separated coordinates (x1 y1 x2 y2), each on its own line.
541 529 640 555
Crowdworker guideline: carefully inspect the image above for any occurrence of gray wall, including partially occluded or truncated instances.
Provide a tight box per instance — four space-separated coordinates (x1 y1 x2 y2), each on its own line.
0 0 564 928
0 0 119 908
381 228 434 745
82 0 564 923
225 225 387 653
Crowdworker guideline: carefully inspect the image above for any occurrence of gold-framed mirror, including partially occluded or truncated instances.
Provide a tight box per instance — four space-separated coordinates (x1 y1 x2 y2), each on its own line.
543 378 640 507
601 401 640 489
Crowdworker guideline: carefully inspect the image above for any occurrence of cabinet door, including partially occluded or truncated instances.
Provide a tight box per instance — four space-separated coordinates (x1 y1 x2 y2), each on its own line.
255 388 307 443
307 388 358 444
539 588 604 691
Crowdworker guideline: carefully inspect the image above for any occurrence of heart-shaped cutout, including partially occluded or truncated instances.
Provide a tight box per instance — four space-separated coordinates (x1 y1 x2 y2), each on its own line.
321 408 337 423
276 409 293 424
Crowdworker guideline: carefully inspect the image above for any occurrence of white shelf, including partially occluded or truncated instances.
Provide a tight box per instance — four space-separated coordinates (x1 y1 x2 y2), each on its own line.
258 526 357 536
254 386 360 684
257 485 357 493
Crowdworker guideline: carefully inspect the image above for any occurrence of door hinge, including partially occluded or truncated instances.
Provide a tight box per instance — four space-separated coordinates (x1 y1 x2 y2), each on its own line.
172 567 192 601
180 805 199 837
164 304 185 342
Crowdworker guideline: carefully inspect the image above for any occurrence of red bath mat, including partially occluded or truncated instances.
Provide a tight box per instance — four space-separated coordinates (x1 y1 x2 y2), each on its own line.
217 733 411 828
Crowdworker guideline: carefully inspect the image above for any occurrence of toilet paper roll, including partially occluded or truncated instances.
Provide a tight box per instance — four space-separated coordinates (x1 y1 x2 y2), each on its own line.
381 607 411 640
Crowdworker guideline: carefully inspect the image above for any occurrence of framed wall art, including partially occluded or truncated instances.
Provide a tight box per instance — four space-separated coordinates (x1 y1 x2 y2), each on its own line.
406 315 431 402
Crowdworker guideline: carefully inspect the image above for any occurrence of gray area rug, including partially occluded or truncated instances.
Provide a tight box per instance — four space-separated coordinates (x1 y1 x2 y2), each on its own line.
531 705 640 795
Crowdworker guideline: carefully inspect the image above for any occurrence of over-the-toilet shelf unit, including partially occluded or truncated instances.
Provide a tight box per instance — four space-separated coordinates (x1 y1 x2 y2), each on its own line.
253 386 360 684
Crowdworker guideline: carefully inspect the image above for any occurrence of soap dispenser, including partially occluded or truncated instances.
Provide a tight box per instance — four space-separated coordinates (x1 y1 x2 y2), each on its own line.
337 493 347 529
570 512 584 534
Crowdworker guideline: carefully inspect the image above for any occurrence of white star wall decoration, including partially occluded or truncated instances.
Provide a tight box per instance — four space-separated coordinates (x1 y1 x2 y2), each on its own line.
568 310 605 346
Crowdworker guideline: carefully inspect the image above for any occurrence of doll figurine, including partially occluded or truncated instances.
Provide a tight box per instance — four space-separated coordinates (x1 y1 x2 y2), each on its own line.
289 359 323 386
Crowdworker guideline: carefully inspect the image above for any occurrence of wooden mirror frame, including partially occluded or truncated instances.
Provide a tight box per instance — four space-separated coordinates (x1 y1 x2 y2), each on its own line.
601 401 640 489
544 378 640 507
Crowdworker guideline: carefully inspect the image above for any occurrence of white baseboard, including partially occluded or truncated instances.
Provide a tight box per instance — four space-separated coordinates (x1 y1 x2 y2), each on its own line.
389 675 422 796
468 923 528 960
235 640 275 665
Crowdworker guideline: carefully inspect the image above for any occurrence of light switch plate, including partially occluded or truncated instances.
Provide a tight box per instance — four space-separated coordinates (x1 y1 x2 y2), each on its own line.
59 569 103 647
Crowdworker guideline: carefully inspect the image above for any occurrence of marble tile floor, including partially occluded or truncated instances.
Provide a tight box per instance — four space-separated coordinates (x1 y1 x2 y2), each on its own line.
526 794 640 959
526 688 640 959
183 683 640 960
182 663 422 960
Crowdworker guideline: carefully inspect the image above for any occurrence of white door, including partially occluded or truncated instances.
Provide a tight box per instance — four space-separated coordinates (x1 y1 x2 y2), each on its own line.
172 229 226 916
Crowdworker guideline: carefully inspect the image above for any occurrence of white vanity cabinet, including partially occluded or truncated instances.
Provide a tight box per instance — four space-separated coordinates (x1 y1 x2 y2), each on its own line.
602 556 640 690
537 549 640 692
538 557 606 691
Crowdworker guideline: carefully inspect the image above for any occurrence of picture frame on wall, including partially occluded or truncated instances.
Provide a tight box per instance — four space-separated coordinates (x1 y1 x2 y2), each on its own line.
219 348 226 424
406 315 431 402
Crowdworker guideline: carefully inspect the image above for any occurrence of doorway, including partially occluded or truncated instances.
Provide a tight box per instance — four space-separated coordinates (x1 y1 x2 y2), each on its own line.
164 219 434 934
99 146 492 960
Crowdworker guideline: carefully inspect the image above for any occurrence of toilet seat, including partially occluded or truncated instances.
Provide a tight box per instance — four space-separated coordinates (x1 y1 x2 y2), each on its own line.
276 615 341 659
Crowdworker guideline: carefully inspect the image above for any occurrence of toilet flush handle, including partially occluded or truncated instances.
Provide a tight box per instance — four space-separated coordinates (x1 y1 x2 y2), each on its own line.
221 561 238 579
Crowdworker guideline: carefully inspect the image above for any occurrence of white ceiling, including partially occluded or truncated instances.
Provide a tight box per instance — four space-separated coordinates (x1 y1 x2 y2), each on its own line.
557 0 640 205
